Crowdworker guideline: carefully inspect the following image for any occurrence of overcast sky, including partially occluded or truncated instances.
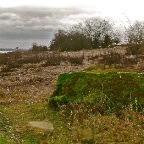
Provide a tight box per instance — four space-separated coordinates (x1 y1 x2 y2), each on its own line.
0 0 144 49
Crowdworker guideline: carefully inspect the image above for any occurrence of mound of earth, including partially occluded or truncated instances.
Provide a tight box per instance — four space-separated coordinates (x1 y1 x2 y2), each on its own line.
49 70 144 113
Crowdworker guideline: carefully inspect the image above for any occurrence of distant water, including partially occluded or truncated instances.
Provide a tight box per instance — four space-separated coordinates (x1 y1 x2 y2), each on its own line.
0 50 12 53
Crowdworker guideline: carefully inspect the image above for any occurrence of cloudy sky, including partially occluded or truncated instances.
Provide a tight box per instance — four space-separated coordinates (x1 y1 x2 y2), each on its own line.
0 0 144 49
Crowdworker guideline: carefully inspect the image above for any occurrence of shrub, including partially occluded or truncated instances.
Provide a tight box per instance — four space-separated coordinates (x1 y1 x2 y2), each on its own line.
42 54 66 66
0 90 5 98
1 61 21 72
30 43 48 52
126 44 144 55
67 56 84 65
99 51 122 66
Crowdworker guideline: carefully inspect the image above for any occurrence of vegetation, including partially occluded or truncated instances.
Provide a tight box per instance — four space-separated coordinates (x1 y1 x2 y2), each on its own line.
49 71 144 112
126 21 144 45
126 21 144 55
48 67 144 143
1 18 144 143
49 18 144 56
30 43 48 52
50 29 91 51
1 49 144 143
50 19 121 51
0 51 85 73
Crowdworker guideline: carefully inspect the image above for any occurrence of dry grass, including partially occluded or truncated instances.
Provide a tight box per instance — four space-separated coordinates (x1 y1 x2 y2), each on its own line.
0 46 144 143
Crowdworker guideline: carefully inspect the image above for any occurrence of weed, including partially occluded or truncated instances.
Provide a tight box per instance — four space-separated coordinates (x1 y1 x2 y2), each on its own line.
99 51 123 66
67 56 84 65
0 90 6 98
126 41 144 55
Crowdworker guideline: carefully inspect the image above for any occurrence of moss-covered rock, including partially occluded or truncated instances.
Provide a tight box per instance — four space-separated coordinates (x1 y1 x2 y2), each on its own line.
49 70 144 113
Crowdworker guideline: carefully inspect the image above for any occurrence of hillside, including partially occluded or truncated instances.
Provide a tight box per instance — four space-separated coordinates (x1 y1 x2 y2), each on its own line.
0 46 144 143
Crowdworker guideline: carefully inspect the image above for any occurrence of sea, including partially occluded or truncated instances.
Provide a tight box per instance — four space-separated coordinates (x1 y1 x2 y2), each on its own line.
0 51 12 53
0 48 13 53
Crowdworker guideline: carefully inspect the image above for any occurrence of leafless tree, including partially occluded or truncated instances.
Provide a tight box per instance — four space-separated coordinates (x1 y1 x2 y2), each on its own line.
126 21 144 45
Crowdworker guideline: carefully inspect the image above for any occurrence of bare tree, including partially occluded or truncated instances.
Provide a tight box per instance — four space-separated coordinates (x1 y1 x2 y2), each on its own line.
126 21 144 45
82 19 120 48
125 21 144 55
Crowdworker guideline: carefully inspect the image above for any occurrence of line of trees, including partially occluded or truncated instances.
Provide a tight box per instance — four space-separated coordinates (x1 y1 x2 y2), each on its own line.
50 18 121 51
49 18 144 53
30 43 48 52
30 18 144 53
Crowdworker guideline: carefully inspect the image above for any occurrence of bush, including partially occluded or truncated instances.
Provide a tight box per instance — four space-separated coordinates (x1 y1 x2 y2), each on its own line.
30 43 48 52
0 90 6 98
50 30 91 51
67 56 84 65
126 44 144 55
99 51 122 66
42 55 62 66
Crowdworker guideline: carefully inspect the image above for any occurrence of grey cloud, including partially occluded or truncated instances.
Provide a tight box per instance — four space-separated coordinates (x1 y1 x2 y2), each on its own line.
0 6 101 49
0 13 20 21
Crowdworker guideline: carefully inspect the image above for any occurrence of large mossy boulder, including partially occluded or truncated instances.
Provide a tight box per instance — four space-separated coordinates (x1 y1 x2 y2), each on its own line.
49 71 144 113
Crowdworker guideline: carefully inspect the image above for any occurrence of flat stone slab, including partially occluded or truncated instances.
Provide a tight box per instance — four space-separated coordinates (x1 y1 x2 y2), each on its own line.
28 121 54 131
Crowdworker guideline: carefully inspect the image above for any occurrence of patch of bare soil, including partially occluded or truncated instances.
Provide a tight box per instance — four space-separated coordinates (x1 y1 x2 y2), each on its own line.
0 64 89 99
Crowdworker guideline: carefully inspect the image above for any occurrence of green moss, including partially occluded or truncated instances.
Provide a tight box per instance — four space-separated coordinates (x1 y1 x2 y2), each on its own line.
49 70 144 113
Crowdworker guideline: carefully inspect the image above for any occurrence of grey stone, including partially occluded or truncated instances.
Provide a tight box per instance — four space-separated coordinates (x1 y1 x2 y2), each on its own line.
28 121 54 131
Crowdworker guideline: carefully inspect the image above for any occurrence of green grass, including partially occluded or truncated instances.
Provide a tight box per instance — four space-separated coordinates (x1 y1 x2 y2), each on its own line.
1 92 144 143
1 66 144 143
0 136 14 144
47 66 144 143
49 70 144 113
